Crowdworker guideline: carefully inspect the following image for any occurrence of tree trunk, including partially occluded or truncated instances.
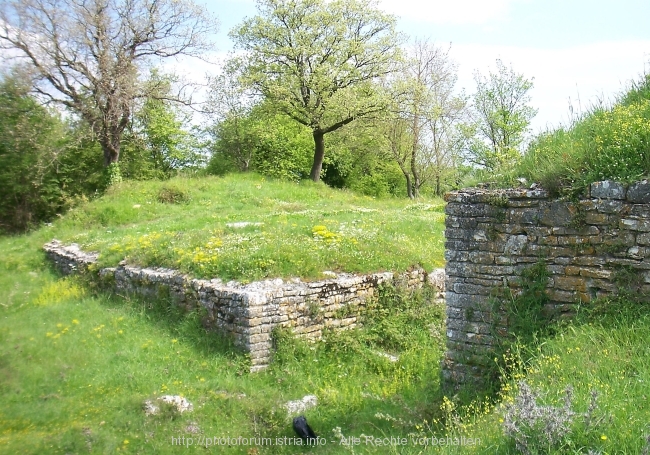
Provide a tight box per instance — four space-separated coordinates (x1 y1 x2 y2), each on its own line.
405 173 413 199
101 134 122 167
310 130 325 182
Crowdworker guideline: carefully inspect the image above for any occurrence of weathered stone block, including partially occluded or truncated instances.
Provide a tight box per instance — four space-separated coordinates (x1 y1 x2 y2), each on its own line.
469 251 495 264
636 232 650 245
590 180 626 199
539 201 576 226
596 200 626 214
620 218 650 232
508 208 539 225
452 283 493 296
554 276 587 292
627 180 650 203
547 289 578 303
504 235 528 255
584 212 609 225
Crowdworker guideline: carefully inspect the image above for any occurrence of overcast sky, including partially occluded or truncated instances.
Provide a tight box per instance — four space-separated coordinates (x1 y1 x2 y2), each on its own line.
204 0 650 133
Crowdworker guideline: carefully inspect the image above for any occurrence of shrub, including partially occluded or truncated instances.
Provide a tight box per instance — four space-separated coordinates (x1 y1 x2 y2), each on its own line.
502 381 608 455
486 71 650 195
156 186 190 204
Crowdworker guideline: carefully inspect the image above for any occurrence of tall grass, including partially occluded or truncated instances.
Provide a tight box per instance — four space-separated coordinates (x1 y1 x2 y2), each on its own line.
473 72 650 196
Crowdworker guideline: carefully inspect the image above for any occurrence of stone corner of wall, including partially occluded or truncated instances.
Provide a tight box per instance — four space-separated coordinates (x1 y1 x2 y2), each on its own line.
443 178 650 388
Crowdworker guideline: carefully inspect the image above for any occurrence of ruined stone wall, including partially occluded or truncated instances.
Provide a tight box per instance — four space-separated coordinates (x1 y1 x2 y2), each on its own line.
44 240 444 372
443 180 650 386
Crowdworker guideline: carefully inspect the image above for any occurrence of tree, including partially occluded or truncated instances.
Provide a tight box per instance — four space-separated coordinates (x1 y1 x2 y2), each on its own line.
207 101 313 181
0 70 67 232
231 0 402 182
469 59 537 171
205 58 260 173
120 72 205 179
384 41 468 198
0 0 218 171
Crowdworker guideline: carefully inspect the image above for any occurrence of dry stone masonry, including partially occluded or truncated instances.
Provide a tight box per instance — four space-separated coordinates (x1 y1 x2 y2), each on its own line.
443 180 650 386
44 240 444 373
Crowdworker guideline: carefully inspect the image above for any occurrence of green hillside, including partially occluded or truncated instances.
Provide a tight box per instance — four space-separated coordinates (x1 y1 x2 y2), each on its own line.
1 175 650 454
53 173 445 282
0 177 448 454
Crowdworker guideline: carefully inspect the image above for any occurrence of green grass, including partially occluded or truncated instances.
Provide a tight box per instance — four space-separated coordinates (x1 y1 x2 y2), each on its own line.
3 175 650 454
0 228 447 454
53 173 445 282
425 303 650 455
469 73 650 196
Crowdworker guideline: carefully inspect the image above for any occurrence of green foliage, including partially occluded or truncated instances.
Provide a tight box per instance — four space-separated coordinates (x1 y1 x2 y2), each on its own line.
620 71 650 106
362 284 445 353
120 73 206 180
323 121 406 197
106 163 123 186
0 71 68 232
491 71 650 195
517 100 650 195
490 261 553 384
207 104 313 181
231 0 403 181
469 59 537 172
156 185 190 204
383 41 469 198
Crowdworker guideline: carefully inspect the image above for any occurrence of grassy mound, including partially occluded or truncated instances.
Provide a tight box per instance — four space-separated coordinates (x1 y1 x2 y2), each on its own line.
53 173 445 282
483 73 650 196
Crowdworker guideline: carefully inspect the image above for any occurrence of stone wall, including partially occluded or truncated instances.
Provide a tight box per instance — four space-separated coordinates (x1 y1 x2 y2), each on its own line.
443 180 650 386
44 240 444 372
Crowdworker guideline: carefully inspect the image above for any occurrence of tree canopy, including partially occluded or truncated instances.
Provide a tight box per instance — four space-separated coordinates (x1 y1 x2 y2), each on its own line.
469 59 537 171
231 0 403 181
384 41 468 198
0 0 218 168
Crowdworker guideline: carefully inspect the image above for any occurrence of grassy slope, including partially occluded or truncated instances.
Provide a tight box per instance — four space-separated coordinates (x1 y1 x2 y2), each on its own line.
2 175 650 454
432 310 650 455
0 176 447 454
55 173 446 282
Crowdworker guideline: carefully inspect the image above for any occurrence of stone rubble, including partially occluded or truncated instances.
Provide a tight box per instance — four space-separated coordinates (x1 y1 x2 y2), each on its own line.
284 395 318 416
143 395 193 416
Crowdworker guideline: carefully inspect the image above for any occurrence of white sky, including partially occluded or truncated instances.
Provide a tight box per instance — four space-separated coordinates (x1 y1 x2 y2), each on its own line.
203 0 650 133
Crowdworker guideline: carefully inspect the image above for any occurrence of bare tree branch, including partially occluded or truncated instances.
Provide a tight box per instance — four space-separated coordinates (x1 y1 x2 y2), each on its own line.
0 0 218 166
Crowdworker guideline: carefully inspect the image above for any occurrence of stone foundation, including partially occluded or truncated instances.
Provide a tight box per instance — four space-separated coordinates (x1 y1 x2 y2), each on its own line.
44 240 444 372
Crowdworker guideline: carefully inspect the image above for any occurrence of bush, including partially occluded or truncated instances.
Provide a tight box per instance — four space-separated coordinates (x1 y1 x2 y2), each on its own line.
157 186 190 204
0 72 68 232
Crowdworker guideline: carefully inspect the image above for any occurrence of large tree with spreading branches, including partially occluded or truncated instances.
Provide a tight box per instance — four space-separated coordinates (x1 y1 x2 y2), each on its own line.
0 0 218 169
231 0 402 182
